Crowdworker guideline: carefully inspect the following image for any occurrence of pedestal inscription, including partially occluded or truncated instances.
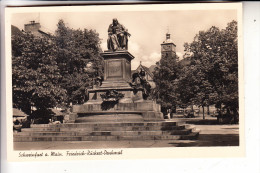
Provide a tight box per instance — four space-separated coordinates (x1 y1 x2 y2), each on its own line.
108 60 122 78
102 51 134 82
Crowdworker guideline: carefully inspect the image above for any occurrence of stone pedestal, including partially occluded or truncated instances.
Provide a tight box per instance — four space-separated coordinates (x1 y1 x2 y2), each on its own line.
101 50 134 88
87 50 141 103
71 50 164 122
102 51 134 79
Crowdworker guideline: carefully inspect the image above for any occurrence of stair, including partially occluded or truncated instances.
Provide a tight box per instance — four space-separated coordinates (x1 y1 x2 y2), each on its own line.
75 113 144 123
14 121 199 142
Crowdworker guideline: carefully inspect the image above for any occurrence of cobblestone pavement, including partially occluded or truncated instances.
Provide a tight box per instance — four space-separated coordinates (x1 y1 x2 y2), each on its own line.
13 124 239 150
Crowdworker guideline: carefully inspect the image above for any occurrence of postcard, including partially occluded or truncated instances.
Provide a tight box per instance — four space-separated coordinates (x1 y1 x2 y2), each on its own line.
4 2 244 162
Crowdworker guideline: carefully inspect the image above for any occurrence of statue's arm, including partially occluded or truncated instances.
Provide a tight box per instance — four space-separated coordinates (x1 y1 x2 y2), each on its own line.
121 24 131 37
108 24 113 35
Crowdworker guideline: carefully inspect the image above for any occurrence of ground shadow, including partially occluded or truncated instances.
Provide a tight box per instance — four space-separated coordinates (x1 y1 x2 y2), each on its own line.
174 118 239 125
222 128 239 130
168 134 239 147
185 119 219 125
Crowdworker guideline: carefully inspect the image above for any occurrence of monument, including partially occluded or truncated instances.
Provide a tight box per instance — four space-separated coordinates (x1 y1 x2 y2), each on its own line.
14 19 199 142
71 18 164 122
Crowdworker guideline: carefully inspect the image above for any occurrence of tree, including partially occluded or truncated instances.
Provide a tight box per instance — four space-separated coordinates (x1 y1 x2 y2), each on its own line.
12 19 104 120
177 61 217 119
181 21 238 122
55 19 104 105
12 32 67 116
152 52 180 114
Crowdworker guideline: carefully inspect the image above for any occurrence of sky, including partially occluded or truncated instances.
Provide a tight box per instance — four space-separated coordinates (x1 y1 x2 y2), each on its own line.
11 6 237 69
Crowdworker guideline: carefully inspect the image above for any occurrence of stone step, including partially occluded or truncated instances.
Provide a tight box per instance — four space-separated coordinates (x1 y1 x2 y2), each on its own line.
14 133 199 142
59 125 187 132
30 121 183 129
21 127 60 132
184 124 197 132
21 126 195 134
14 131 77 137
180 132 200 140
21 125 185 132
66 121 183 127
15 121 199 142
75 114 144 123
31 124 52 128
87 129 193 136
14 129 192 137
14 136 82 142
27 121 186 132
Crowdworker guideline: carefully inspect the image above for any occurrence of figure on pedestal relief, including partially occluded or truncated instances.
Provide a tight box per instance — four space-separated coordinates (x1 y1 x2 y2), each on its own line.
107 18 131 51
130 69 151 99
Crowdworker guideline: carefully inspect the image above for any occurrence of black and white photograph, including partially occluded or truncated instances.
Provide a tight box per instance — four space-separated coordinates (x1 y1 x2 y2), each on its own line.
5 3 244 160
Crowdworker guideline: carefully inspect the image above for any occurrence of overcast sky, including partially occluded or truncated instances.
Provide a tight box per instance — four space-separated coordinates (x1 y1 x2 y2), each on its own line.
11 6 237 69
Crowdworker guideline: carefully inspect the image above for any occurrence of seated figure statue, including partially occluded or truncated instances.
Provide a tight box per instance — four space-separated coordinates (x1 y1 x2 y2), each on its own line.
107 18 131 51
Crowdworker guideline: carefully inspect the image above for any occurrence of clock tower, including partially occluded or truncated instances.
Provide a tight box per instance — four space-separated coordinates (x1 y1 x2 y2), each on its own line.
161 32 176 59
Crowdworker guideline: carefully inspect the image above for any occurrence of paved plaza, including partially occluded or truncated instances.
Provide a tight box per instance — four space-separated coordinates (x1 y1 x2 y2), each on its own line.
14 123 239 150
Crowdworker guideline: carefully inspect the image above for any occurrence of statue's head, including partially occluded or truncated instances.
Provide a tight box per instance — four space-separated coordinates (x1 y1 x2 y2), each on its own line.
113 18 118 25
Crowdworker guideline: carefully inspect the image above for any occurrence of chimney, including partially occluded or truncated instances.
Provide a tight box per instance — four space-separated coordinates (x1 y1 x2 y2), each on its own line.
24 20 41 34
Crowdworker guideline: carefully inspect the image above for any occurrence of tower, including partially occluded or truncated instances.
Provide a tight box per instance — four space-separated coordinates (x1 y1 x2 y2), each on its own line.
161 32 176 59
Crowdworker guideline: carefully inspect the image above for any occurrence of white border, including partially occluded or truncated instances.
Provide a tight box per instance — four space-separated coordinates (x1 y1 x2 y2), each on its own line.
1 1 258 172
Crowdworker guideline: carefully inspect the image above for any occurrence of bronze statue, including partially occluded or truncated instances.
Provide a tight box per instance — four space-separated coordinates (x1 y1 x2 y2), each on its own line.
107 18 131 51
130 69 151 99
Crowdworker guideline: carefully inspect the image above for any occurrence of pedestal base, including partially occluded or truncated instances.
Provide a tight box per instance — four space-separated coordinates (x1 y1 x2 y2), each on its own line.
71 99 163 122
88 87 143 102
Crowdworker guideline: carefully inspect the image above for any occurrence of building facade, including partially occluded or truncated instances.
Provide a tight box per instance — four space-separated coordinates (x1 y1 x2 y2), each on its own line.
24 21 51 38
